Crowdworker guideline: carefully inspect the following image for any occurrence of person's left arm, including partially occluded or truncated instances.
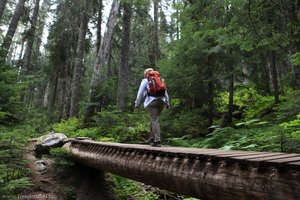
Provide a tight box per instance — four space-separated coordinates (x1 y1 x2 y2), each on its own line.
135 79 148 108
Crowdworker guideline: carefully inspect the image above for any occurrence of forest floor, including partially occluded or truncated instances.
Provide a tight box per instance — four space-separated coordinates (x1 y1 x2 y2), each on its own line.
22 140 60 200
22 140 116 200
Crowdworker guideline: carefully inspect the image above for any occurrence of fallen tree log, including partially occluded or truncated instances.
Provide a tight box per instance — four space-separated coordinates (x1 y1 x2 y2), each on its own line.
63 139 300 200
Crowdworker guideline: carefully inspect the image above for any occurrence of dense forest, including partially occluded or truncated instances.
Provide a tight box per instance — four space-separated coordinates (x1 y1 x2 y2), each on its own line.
0 0 300 199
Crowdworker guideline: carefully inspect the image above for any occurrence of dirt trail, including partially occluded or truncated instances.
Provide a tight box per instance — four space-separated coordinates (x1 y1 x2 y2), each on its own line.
22 140 60 200
22 140 116 200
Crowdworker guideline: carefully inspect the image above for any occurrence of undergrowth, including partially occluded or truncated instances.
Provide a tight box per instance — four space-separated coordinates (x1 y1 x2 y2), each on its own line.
0 125 36 198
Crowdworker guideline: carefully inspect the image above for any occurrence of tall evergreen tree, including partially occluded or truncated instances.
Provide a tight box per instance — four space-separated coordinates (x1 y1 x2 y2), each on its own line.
70 0 89 118
0 0 8 20
0 0 26 65
117 2 132 111
34 0 52 109
85 0 120 122
46 0 80 119
151 0 159 67
21 0 41 74
95 0 103 54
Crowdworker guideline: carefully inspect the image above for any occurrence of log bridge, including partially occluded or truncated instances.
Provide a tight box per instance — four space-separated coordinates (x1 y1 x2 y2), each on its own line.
63 138 300 200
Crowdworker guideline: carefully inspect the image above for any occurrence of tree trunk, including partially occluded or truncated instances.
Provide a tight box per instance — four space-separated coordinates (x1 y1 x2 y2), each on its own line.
96 0 103 54
295 68 300 89
26 85 35 111
6 28 23 66
208 80 214 127
0 0 26 65
35 79 48 109
261 60 271 94
59 62 70 120
90 0 120 86
20 0 41 105
30 0 51 109
69 0 89 118
152 0 159 66
85 0 120 123
207 60 214 128
175 0 180 40
21 0 40 74
0 0 8 20
105 41 113 79
117 2 132 111
227 70 234 124
48 75 59 115
35 0 51 54
269 52 280 104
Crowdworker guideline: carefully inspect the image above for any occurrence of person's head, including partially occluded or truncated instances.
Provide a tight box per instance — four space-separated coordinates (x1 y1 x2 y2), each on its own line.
144 68 153 77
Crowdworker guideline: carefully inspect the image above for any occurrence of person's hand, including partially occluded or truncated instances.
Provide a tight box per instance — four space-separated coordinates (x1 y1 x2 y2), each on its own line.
134 106 139 112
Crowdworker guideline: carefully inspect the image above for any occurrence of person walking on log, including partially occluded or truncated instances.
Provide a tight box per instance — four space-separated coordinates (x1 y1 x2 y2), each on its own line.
134 68 170 147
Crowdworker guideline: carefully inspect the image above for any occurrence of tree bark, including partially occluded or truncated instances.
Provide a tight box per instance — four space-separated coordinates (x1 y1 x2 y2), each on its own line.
69 0 89 118
0 0 8 21
85 0 120 123
0 0 26 65
35 79 48 109
35 0 51 54
227 68 234 124
96 0 103 54
117 2 132 111
207 59 214 127
64 140 300 200
59 62 70 120
48 74 59 115
90 0 120 86
269 51 280 104
295 68 300 89
21 0 41 74
175 0 180 40
152 0 159 67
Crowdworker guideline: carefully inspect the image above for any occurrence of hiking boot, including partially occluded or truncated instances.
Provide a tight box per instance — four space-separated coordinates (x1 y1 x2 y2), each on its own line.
151 141 161 147
141 139 154 145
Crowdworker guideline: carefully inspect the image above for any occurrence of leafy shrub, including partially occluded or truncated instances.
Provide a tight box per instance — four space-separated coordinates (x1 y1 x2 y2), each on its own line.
167 124 300 153
72 127 101 139
50 110 150 143
291 52 300 67
216 86 274 120
93 110 149 143
0 126 35 196
235 119 268 128
192 127 239 149
111 175 159 200
163 108 208 138
0 64 23 125
24 110 51 134
52 118 82 137
278 113 300 153
48 148 73 177
274 90 300 122
167 137 193 147
62 186 76 200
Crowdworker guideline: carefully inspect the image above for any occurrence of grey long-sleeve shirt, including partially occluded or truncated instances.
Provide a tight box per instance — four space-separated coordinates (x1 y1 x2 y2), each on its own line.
135 78 170 108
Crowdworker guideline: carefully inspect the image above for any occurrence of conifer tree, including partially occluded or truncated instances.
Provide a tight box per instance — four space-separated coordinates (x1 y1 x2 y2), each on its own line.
70 0 89 117
117 2 132 111
0 0 8 20
0 0 26 65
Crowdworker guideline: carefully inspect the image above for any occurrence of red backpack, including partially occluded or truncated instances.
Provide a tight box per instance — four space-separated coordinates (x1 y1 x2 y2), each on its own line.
145 70 167 96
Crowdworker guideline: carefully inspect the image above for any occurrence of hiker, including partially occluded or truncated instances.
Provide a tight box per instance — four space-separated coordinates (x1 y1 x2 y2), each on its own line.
134 68 170 147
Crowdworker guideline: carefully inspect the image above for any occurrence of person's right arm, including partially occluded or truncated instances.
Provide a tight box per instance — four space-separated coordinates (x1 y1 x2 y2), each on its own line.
164 90 170 109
